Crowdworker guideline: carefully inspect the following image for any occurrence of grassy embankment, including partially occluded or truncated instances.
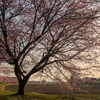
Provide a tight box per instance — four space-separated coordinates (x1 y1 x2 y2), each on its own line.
0 84 100 100
0 84 80 100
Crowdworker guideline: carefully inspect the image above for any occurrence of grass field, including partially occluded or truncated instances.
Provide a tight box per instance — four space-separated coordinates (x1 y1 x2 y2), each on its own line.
0 84 80 100
0 84 100 100
0 91 80 100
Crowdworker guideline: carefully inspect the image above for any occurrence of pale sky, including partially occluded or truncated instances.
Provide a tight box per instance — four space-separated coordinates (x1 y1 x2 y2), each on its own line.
0 58 100 81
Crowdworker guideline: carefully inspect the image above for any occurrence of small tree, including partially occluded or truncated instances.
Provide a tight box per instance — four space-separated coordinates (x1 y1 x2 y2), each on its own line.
0 0 99 95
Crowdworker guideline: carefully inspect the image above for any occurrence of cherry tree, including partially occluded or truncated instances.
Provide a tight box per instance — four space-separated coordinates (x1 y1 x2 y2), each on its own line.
0 0 99 95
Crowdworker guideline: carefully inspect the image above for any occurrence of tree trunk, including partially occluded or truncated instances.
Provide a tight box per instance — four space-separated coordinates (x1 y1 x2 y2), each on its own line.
16 80 26 95
14 64 27 95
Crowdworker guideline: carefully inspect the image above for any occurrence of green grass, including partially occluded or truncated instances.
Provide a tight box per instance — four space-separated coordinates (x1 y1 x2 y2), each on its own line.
0 84 100 100
0 91 80 100
74 94 100 100
0 84 80 100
